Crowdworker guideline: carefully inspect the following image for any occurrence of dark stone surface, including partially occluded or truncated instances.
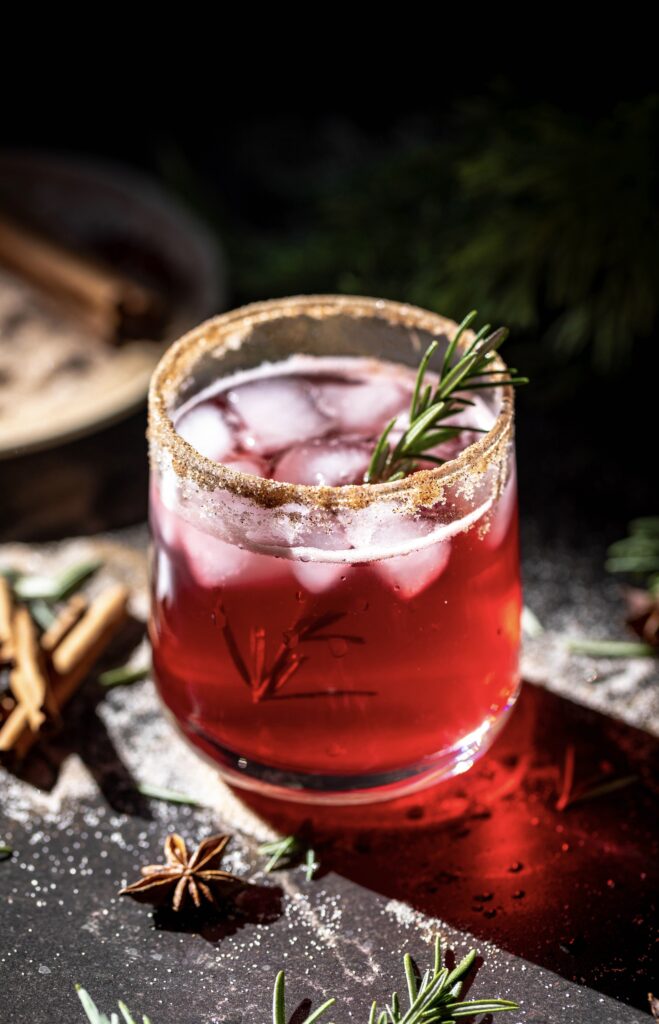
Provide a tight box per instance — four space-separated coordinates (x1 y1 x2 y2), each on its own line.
1 670 656 1023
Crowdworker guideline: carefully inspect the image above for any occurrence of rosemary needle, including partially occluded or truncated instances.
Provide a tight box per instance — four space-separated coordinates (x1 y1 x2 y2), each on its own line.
259 834 302 872
136 783 201 807
14 559 102 602
99 665 150 688
304 847 318 881
567 638 655 658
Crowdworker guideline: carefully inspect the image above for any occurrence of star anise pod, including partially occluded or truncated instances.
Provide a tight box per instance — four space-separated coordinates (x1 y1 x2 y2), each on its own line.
119 833 245 912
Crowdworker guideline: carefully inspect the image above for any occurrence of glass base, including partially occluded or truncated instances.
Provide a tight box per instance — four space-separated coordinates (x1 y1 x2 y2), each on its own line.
175 685 520 805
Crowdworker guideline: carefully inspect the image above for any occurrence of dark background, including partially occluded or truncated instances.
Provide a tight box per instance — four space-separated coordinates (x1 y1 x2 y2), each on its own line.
3 75 657 543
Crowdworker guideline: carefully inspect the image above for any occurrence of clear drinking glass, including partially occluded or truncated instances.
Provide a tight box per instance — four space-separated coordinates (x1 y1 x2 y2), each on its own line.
148 295 521 804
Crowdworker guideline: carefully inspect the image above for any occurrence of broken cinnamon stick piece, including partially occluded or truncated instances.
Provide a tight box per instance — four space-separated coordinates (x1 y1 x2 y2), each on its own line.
9 607 48 731
52 584 128 676
0 212 166 344
0 576 13 663
41 593 88 653
0 702 32 752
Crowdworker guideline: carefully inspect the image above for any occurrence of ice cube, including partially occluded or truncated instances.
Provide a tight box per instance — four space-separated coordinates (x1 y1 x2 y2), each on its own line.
227 378 329 454
342 509 452 598
292 560 347 594
376 532 452 599
315 379 408 436
180 521 251 586
180 519 289 587
223 455 269 479
273 439 371 486
176 402 234 462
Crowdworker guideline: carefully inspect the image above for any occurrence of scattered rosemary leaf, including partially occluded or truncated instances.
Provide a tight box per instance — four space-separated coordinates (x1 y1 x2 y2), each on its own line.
14 559 102 602
76 984 151 1024
272 970 335 1024
304 847 318 881
521 605 544 638
136 783 201 807
99 665 150 688
28 598 57 631
562 774 638 810
0 841 12 860
259 834 302 873
567 638 655 658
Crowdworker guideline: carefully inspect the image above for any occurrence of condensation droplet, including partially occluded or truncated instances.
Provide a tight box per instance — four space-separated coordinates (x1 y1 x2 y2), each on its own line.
329 638 348 658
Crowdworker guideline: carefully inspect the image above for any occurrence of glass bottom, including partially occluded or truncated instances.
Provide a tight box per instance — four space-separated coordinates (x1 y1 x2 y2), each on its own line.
169 683 520 805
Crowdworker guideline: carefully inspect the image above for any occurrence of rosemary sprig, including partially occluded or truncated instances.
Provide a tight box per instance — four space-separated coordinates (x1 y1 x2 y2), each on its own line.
75 938 517 1023
605 517 659 583
365 311 526 484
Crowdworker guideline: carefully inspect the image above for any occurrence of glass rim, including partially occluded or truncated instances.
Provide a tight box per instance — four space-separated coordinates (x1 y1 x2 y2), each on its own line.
148 294 514 511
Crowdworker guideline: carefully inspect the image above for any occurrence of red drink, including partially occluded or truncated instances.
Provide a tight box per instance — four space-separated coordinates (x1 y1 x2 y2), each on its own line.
149 297 521 802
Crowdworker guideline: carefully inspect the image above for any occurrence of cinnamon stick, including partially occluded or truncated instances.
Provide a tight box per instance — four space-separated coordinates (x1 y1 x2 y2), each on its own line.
51 584 128 676
8 607 47 731
0 576 13 663
0 583 129 757
41 593 88 653
0 212 165 343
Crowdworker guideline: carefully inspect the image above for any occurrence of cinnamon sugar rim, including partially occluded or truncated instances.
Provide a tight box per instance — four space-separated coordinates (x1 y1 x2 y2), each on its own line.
148 294 514 511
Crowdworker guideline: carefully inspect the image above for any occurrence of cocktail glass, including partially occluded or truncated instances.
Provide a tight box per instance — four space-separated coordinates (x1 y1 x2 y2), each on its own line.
148 295 521 804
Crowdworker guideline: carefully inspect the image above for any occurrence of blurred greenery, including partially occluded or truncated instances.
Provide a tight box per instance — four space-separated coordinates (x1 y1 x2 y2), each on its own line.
160 95 659 393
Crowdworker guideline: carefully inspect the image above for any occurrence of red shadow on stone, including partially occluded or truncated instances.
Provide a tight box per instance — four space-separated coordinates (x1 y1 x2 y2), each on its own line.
233 681 658 1012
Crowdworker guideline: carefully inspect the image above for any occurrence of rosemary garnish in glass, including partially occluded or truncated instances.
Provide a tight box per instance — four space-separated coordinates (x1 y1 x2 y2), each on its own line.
365 311 526 484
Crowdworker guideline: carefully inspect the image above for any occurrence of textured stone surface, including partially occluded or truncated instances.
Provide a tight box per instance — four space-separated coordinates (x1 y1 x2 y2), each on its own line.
0 524 657 1023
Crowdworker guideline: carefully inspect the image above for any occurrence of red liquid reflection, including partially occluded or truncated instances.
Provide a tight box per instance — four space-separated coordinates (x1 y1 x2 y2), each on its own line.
235 682 659 1011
